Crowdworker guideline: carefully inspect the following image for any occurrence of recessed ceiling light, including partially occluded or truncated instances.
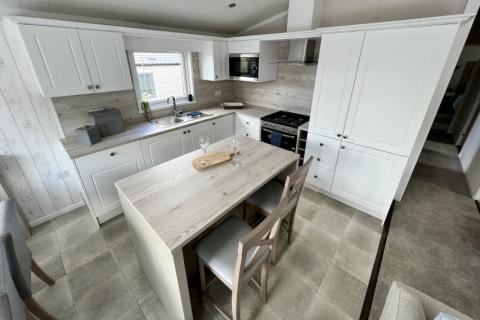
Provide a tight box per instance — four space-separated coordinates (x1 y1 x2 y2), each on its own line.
228 3 236 8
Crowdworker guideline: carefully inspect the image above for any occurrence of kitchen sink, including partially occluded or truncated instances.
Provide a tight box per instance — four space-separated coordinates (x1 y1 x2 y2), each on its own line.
151 113 210 128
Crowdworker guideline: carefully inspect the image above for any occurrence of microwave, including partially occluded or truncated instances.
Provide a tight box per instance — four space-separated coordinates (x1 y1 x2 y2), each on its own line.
229 53 259 82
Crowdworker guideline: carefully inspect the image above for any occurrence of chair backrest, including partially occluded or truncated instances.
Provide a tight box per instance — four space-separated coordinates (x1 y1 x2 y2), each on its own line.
0 201 32 301
232 157 313 286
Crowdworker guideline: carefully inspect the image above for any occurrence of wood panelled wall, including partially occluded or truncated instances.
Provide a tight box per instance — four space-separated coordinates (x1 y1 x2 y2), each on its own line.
0 27 84 225
233 41 317 115
53 53 234 137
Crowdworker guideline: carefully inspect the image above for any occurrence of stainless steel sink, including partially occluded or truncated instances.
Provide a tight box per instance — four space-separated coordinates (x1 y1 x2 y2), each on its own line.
151 113 210 128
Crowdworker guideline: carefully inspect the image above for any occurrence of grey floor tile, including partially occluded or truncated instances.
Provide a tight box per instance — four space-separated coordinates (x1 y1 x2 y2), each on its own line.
121 259 153 301
27 231 60 262
33 276 74 319
62 233 109 273
342 215 382 254
30 221 54 240
75 273 138 320
32 252 66 294
101 215 130 244
119 304 146 320
266 267 316 320
306 293 353 320
56 214 98 252
294 215 341 256
52 206 90 229
139 290 171 320
67 252 119 302
296 196 353 238
110 234 136 267
332 242 376 284
318 264 367 319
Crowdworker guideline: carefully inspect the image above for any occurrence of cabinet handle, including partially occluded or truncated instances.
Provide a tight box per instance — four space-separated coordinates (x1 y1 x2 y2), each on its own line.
319 143 324 146
343 135 348 139
215 75 218 79
188 130 191 133
341 145 346 149
336 133 341 137
212 122 216 126
87 85 93 90
314 175 318 179
246 122 250 125
95 84 100 89
246 133 249 136
183 131 187 134
110 152 117 156
317 157 320 162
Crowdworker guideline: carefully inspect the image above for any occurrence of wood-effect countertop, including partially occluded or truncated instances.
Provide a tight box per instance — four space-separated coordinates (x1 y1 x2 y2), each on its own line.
61 105 276 159
115 136 298 253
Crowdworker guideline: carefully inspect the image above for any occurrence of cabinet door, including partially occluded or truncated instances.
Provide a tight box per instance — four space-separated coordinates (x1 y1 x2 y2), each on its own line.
306 165 335 191
309 32 364 139
141 130 185 168
182 123 210 154
214 42 229 81
79 30 133 93
331 142 407 219
343 24 458 156
76 142 145 219
211 115 234 142
19 25 93 97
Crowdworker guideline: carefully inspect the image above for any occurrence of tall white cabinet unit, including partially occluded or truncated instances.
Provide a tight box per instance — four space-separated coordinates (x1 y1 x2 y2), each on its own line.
306 24 459 221
199 41 229 81
18 25 132 97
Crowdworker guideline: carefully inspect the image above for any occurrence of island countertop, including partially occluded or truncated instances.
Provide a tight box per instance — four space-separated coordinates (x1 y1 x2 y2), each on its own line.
115 136 298 253
61 105 276 159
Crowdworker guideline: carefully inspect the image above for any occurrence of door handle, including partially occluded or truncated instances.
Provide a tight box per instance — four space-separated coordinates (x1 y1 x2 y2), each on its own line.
343 135 348 139
281 133 295 139
336 133 341 137
316 157 320 162
319 143 324 147
87 85 93 90
95 84 100 89
341 145 346 149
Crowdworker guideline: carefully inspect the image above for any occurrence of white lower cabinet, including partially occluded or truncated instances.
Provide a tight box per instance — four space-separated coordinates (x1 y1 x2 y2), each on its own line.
305 133 340 171
307 165 335 191
75 141 145 221
210 115 235 143
142 130 185 168
331 142 407 218
235 114 260 140
182 123 211 154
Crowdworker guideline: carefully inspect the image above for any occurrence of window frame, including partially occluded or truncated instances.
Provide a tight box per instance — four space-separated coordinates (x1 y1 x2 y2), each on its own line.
128 51 196 113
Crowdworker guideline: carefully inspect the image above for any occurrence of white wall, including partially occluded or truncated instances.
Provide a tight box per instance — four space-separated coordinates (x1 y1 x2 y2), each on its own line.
459 113 480 199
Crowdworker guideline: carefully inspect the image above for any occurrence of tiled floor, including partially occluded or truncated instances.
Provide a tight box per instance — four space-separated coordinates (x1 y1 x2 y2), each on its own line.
28 188 383 320
369 141 480 319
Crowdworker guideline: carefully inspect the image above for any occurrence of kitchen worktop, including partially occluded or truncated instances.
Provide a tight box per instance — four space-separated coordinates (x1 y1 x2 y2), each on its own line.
61 105 275 159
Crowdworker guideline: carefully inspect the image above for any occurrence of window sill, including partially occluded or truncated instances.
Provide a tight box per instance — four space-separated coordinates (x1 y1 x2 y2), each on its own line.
138 99 197 113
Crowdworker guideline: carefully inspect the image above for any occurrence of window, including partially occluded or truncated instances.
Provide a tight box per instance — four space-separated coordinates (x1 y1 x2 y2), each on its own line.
130 51 195 110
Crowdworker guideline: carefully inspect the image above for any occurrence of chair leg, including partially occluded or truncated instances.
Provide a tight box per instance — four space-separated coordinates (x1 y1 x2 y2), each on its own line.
31 258 55 286
260 262 269 304
27 310 38 320
25 296 57 320
232 285 241 320
287 210 296 245
270 235 279 265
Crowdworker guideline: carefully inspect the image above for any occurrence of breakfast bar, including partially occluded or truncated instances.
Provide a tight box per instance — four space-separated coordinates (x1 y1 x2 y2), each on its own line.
115 136 298 320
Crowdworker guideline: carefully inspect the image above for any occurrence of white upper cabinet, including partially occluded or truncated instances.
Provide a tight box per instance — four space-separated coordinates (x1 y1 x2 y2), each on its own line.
19 25 132 97
343 24 458 156
200 41 229 81
309 32 364 140
331 142 407 219
19 25 93 97
79 30 133 92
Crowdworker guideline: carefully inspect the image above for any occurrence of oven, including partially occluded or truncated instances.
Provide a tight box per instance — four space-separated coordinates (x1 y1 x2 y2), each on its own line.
261 124 298 152
229 53 259 82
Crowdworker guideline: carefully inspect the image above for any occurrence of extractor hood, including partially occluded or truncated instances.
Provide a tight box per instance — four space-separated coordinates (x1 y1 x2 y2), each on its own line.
288 38 318 64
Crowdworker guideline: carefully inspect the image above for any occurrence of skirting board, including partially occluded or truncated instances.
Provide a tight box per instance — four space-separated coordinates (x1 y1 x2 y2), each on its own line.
29 200 85 227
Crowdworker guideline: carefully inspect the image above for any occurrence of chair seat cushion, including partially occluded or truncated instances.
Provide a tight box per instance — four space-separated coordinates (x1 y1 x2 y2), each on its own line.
246 180 284 214
195 216 254 287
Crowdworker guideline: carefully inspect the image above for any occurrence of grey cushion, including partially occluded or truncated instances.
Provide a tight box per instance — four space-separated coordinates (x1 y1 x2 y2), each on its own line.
195 216 264 286
0 201 32 300
380 281 426 320
246 180 284 214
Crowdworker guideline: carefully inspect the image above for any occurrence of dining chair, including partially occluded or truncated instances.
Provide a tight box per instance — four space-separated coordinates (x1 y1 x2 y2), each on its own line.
244 157 313 264
0 200 57 320
194 180 293 320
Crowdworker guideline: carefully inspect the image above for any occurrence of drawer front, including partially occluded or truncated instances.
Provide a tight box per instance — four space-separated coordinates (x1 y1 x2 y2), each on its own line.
76 141 143 174
236 114 260 140
306 165 334 191
305 133 340 171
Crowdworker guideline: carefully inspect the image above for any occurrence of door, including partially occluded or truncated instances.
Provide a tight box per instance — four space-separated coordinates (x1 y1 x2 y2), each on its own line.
214 42 229 81
79 30 133 93
141 129 185 168
309 32 364 139
343 24 459 156
211 115 234 142
19 25 93 97
76 141 145 218
182 123 211 154
331 142 407 219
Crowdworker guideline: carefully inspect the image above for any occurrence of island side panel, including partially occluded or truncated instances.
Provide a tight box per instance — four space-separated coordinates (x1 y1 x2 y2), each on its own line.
118 190 193 320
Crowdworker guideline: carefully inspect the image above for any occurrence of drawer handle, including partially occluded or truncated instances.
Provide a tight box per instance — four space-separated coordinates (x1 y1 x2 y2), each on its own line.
246 122 250 125
314 175 318 179
212 122 216 125
246 133 249 136
95 84 100 89
87 85 93 90
319 143 324 146
183 131 187 134
343 135 348 139
317 157 320 162
341 145 346 149
188 130 191 133
110 152 117 156
337 133 341 137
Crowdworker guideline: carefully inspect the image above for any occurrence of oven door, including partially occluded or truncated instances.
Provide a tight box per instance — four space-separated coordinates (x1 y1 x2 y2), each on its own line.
229 54 259 81
261 127 297 152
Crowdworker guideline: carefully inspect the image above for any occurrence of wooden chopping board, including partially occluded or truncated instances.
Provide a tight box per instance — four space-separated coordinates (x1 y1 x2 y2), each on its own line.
192 151 235 170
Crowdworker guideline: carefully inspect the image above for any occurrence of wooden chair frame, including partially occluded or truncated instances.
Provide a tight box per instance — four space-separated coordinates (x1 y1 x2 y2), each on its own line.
244 157 313 264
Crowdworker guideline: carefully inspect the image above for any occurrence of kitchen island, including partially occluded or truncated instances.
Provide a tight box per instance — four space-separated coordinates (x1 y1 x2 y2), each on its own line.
115 136 298 320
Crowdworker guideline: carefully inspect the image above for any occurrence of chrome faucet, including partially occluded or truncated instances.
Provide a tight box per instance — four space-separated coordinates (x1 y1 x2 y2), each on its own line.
167 96 181 117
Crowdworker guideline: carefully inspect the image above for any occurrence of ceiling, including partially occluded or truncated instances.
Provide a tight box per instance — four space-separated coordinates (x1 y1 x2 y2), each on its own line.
0 0 289 34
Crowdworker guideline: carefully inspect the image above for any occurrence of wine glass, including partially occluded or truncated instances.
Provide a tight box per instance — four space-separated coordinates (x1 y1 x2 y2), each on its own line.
231 138 240 167
199 136 210 166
